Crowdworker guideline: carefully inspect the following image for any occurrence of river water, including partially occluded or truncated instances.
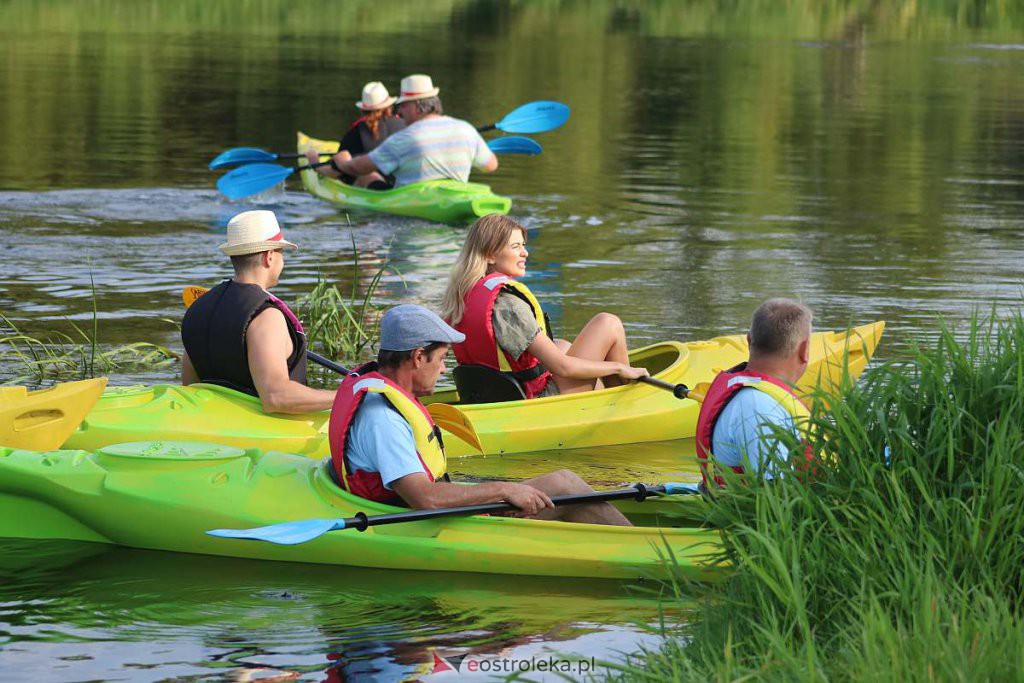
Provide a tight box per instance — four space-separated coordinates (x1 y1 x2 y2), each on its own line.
1 1 1022 680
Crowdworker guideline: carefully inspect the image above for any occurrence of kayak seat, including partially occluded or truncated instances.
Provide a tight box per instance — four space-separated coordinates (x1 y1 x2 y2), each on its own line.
453 365 526 404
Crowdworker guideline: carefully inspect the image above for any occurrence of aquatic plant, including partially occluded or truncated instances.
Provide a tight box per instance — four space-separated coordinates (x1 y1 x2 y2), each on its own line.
0 315 176 385
295 245 401 383
609 311 1024 681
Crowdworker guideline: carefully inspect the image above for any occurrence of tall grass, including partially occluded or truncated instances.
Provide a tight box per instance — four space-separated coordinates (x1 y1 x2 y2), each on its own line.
613 311 1024 681
294 246 401 384
0 315 176 385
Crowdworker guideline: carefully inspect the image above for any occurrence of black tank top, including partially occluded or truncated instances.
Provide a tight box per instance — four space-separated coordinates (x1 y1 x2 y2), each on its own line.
181 280 307 395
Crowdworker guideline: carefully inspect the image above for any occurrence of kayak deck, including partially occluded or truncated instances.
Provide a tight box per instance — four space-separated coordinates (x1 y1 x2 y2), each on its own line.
0 441 722 581
297 132 511 222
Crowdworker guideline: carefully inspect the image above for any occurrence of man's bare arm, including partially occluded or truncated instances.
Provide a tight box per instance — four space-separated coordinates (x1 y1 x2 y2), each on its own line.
247 308 336 414
391 473 553 516
181 352 199 385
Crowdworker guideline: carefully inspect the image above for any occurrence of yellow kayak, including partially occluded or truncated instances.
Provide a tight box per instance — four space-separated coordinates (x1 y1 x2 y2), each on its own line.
1 377 108 450
65 323 882 457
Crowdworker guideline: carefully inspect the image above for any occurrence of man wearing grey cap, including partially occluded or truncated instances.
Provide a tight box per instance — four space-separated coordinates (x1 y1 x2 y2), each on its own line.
327 304 630 525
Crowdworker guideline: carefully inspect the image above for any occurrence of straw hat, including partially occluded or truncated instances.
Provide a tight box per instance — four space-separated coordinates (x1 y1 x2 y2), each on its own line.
219 210 298 257
394 74 440 104
355 81 397 111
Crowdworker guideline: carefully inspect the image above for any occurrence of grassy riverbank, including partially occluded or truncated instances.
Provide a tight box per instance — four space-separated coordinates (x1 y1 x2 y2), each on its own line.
620 312 1024 680
1 259 389 386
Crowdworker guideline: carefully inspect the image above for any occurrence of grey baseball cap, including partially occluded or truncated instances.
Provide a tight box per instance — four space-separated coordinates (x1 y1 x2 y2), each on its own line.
379 304 465 351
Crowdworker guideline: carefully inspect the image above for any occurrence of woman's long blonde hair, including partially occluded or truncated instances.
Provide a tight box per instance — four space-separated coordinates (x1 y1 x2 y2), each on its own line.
364 107 391 141
441 214 526 325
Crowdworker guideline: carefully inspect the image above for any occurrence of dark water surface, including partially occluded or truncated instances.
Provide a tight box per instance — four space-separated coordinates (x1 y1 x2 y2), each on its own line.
2 1 1023 680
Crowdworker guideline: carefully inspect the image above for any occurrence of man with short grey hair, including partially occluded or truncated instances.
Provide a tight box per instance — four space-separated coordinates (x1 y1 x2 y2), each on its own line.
319 74 498 188
327 304 630 525
694 298 814 487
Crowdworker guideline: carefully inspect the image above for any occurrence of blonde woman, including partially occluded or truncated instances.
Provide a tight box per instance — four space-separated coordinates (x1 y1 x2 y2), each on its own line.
305 81 405 189
441 215 649 398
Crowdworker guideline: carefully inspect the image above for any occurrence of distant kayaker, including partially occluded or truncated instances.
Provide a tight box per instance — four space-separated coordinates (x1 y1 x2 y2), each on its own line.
303 81 405 190
440 215 649 399
181 210 336 414
328 304 631 525
311 74 498 189
695 298 814 487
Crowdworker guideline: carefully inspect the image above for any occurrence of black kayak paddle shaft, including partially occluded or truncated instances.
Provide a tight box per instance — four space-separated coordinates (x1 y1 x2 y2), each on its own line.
343 484 668 532
637 376 690 399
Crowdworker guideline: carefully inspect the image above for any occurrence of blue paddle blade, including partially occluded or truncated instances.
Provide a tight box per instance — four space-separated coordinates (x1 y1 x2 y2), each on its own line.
216 163 296 200
487 136 542 155
207 517 347 545
209 147 279 170
664 482 702 496
495 101 570 134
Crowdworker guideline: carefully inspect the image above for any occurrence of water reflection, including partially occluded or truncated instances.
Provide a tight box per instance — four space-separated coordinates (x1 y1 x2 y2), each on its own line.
1 0 1023 676
0 541 674 681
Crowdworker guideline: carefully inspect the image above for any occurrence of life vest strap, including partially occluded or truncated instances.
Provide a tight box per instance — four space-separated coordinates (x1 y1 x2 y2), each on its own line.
506 365 546 383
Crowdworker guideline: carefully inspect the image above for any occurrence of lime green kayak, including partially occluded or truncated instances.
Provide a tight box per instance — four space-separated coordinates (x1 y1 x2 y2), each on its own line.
297 132 512 222
0 441 720 580
65 323 884 458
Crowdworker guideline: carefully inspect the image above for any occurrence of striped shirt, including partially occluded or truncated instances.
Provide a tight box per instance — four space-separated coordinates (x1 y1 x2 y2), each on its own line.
368 116 494 187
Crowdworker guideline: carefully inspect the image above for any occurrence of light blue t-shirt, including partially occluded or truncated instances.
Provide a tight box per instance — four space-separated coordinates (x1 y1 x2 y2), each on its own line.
368 116 493 187
710 387 800 479
345 393 423 490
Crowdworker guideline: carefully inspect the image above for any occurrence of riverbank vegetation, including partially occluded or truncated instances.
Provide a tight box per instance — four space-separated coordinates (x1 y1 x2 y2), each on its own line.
296 252 393 360
1 256 393 386
619 311 1024 680
0 307 177 385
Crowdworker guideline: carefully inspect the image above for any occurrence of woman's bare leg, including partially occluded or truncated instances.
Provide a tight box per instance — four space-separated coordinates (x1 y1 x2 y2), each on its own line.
551 313 631 394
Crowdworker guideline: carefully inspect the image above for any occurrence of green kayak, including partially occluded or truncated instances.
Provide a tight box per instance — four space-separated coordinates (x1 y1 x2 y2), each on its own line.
0 441 720 580
297 132 512 222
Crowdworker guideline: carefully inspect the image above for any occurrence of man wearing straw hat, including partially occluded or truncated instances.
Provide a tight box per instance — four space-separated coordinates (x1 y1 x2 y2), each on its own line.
181 210 336 413
317 74 499 189
304 81 405 189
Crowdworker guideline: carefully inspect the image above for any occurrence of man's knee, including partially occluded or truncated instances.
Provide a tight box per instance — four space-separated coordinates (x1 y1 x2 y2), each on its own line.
550 469 592 495
528 469 591 496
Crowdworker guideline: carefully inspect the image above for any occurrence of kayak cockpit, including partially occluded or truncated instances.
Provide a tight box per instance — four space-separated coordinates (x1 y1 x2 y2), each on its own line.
426 340 688 407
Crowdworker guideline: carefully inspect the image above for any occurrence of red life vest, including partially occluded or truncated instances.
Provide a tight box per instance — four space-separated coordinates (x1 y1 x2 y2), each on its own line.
328 363 447 503
695 363 813 488
451 275 552 398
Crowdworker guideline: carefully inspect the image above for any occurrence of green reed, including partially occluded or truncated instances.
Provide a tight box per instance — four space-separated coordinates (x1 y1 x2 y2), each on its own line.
609 311 1024 681
295 247 400 384
0 314 176 385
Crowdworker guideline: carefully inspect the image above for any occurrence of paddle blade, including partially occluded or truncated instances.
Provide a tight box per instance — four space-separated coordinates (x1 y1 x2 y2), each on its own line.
495 101 570 134
427 403 485 454
182 286 208 309
207 517 347 545
664 482 702 496
216 163 295 200
689 382 710 403
487 136 542 156
208 147 279 170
